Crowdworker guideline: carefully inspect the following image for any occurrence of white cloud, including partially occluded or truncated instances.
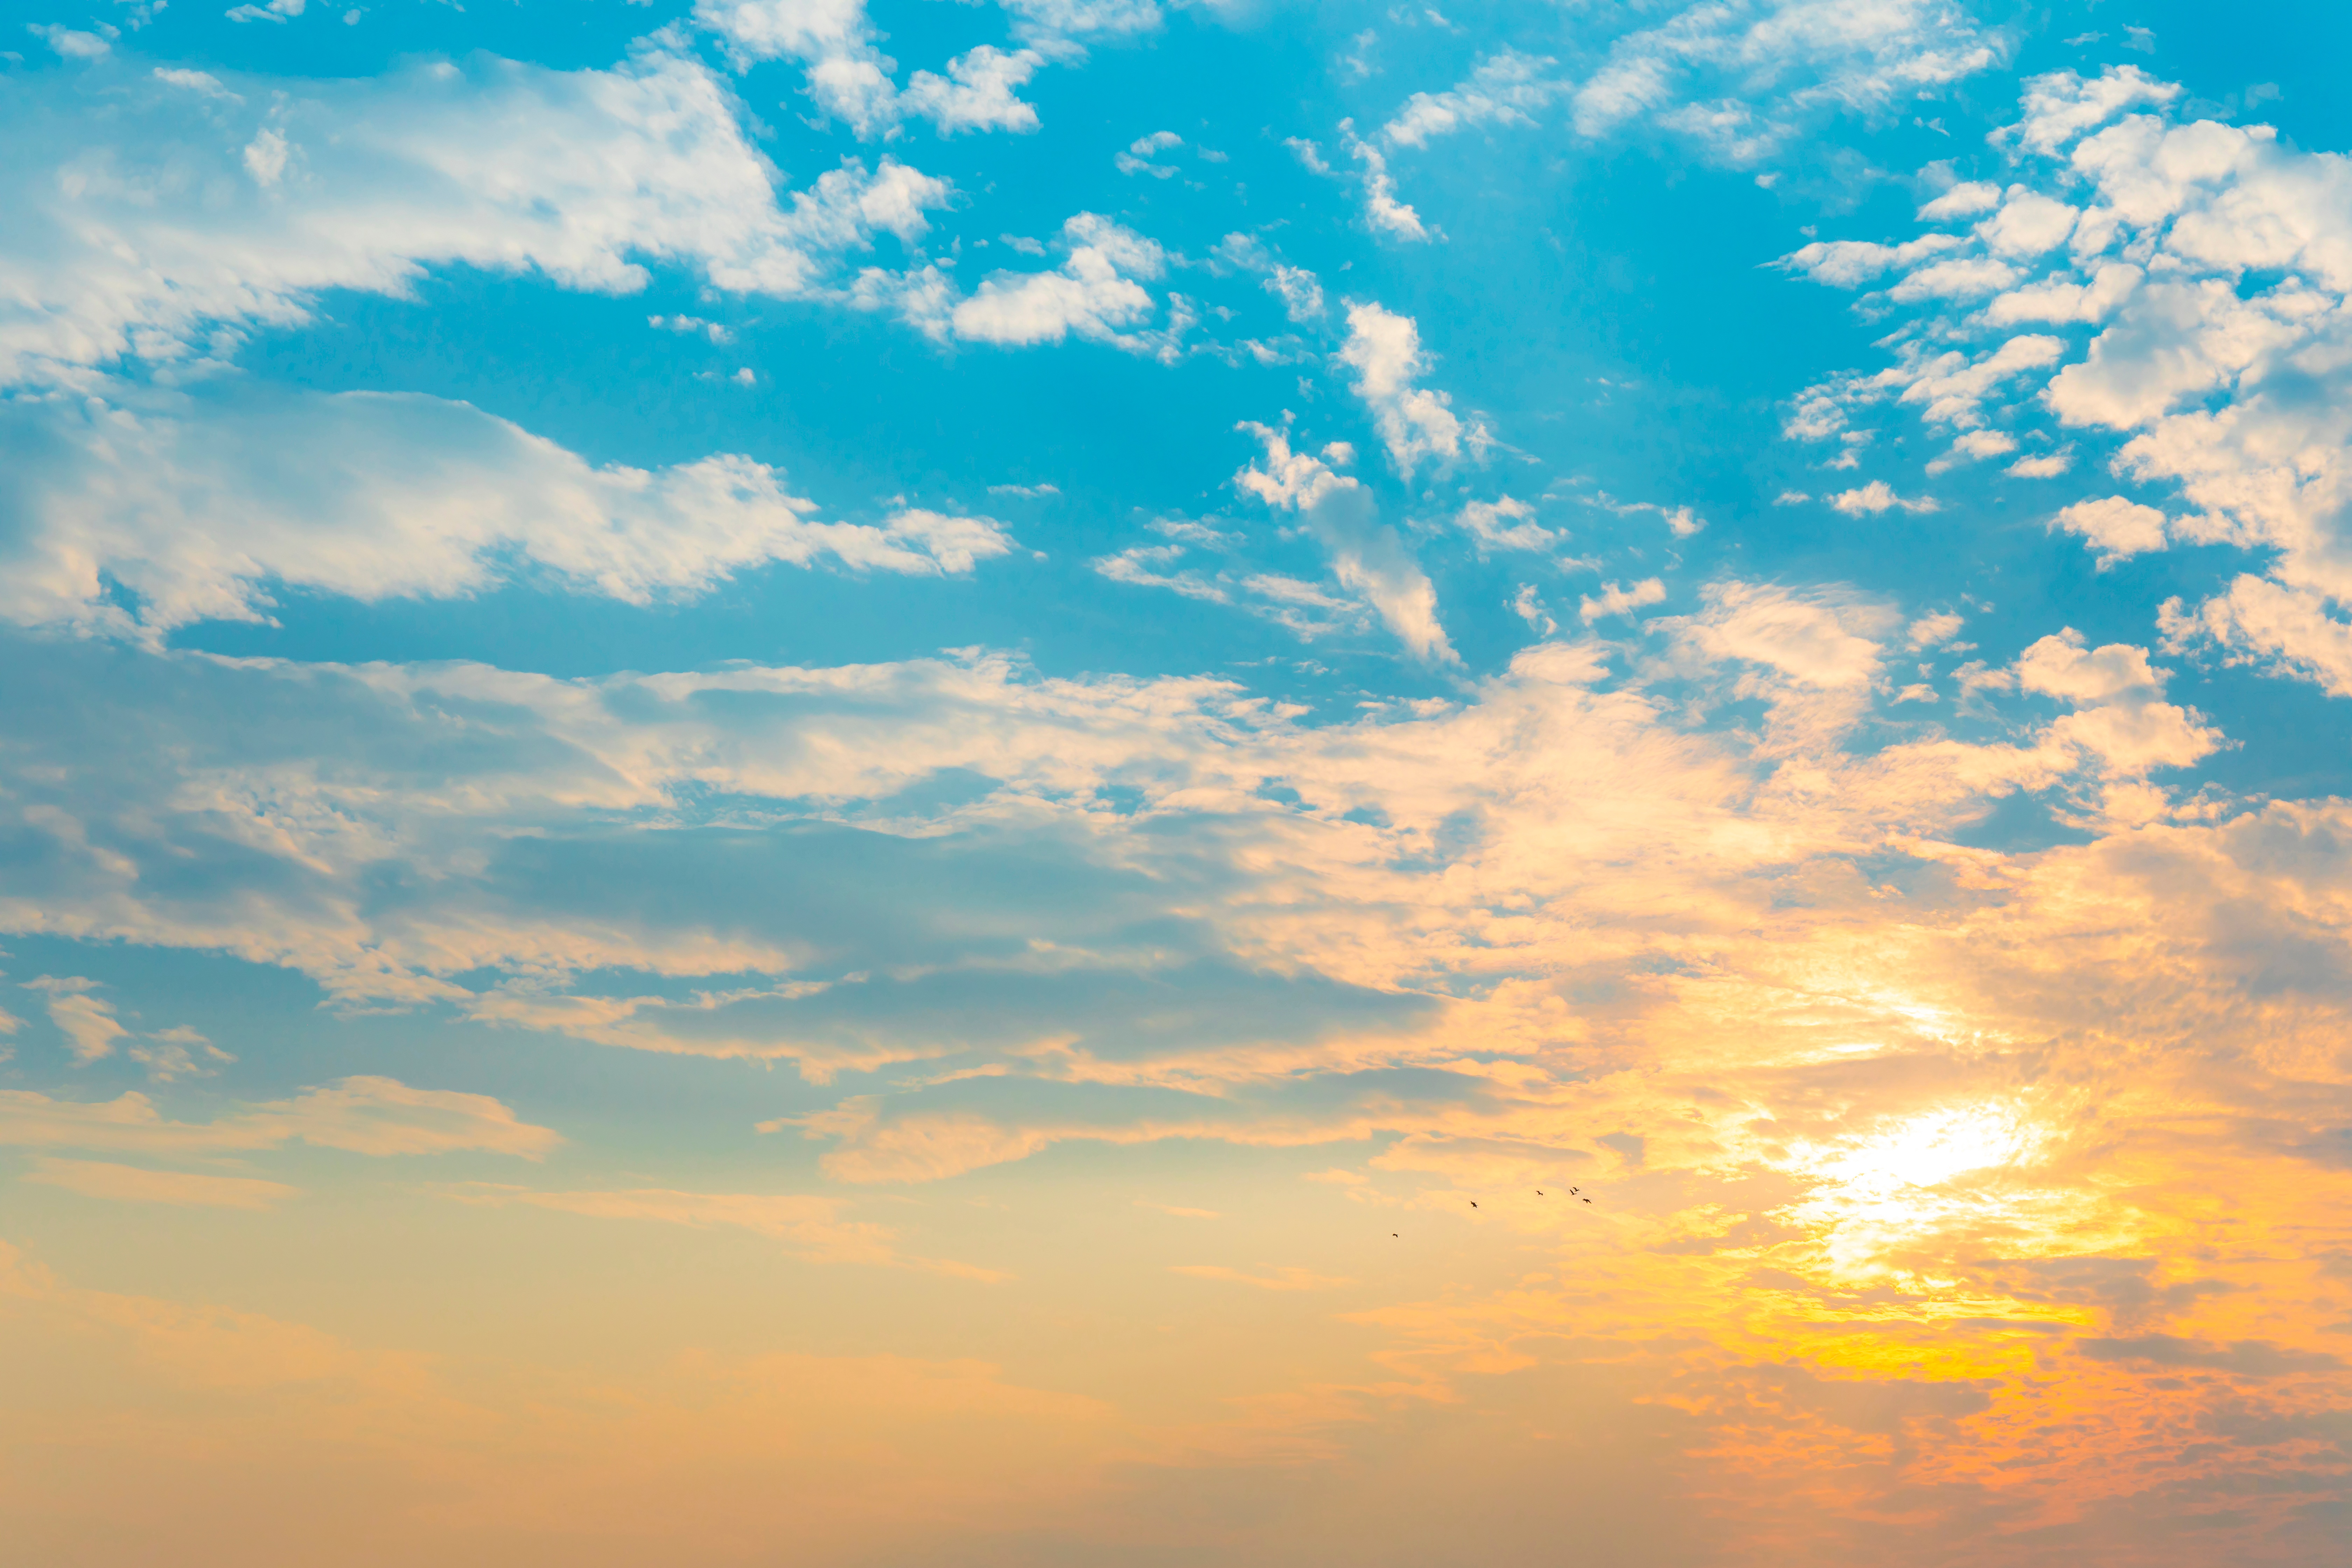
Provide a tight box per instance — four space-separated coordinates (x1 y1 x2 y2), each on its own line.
1828 482 1937 515
1667 582 1890 689
1778 233 1961 287
693 0 1044 138
1917 179 2000 219
1 54 955 389
1976 189 2080 258
1569 0 2001 164
1337 303 1488 477
2015 630 2219 774
1265 265 1324 323
996 0 1160 43
1115 128 1180 176
1382 50 1566 148
2006 448 2073 477
21 977 127 1062
1577 578 1666 624
1906 610 1964 648
1234 423 1456 662
1926 429 2015 473
1995 64 2178 155
0 387 1013 637
951 214 1168 352
1340 124 1432 242
2054 496 2167 566
1455 497 1556 553
901 46 1046 136
30 23 112 57
1785 66 2352 698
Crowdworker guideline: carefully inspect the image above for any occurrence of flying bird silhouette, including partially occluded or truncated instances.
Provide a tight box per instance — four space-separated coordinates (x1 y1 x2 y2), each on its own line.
1470 1200 1478 1208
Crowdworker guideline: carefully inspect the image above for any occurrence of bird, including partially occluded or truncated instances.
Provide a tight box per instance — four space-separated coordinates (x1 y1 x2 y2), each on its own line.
1582 1197 1592 1204
1536 1189 1545 1196
1392 1232 1399 1238
1470 1200 1479 1208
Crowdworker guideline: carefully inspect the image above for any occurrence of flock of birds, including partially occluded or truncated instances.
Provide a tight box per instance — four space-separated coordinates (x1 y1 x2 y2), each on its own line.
1391 1186 1590 1237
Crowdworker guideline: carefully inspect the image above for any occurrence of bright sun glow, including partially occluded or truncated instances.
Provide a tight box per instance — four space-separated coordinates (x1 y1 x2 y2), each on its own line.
1816 1104 2041 1195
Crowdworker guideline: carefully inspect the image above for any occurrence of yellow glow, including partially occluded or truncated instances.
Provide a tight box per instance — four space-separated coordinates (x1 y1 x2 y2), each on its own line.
1811 1103 2043 1195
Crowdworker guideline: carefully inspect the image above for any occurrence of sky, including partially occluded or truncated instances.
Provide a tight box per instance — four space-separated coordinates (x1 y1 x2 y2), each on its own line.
5 0 2352 1562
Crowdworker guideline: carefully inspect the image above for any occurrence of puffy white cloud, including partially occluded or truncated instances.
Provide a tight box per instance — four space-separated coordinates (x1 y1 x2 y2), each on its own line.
1786 65 2352 697
2 52 955 389
951 214 1170 352
0 386 1013 637
1917 178 2000 219
2054 496 2168 566
901 46 1047 135
1977 189 2081 258
2016 630 2220 774
1906 610 1965 647
1828 481 1937 514
692 0 1045 138
1336 303 1488 477
1995 63 2178 155
1778 233 1961 287
1455 497 1557 553
1381 50 1566 148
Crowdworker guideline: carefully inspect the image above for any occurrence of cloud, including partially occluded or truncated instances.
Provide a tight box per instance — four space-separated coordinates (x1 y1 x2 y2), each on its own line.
1382 50 1566 148
1116 128 1180 176
1337 303 1488 478
1828 482 1937 515
2054 496 2168 566
1778 64 2352 698
0 1077 559 1158
1664 581 1890 689
1455 497 1557 553
2017 630 2220 774
21 976 127 1062
1234 424 1456 662
1569 0 2002 164
127 1026 235 1083
901 46 1048 135
1340 123 1432 242
951 214 1171 352
0 386 1014 637
1578 578 1666 624
24 1156 296 1209
692 0 1045 138
3 52 954 390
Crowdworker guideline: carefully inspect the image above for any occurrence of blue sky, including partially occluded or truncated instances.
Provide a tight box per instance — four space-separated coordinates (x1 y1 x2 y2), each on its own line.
8 0 2352 1562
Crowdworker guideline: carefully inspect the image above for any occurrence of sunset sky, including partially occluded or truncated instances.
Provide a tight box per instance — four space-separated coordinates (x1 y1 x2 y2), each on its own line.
6 0 2352 1561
